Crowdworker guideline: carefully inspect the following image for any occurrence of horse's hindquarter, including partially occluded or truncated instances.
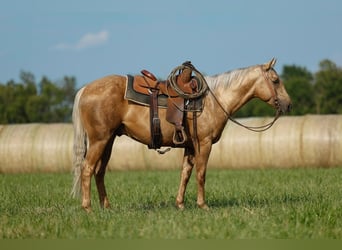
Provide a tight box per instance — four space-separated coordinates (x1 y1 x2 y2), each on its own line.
79 75 128 136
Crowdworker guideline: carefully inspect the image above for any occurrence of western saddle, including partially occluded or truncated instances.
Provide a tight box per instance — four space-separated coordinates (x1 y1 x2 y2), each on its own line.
131 61 207 150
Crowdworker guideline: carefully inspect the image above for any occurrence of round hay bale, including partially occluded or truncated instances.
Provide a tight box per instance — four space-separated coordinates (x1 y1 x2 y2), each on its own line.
0 123 73 173
300 115 342 167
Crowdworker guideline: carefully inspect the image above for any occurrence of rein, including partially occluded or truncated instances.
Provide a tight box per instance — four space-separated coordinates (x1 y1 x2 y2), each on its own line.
228 111 280 132
208 66 280 133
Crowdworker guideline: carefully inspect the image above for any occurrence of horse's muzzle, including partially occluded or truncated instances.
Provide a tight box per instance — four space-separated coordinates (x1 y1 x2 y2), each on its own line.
279 102 292 115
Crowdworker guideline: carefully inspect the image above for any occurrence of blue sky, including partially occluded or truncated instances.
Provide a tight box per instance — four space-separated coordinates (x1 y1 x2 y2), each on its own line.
1 0 341 87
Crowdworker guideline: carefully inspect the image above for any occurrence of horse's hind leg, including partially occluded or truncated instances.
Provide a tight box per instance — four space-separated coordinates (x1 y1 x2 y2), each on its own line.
94 134 115 209
81 137 111 212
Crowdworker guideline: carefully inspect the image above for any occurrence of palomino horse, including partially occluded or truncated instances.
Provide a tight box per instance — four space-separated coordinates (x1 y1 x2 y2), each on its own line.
71 58 291 211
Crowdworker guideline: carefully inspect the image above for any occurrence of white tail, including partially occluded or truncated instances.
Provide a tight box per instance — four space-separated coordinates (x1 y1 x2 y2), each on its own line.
71 87 87 198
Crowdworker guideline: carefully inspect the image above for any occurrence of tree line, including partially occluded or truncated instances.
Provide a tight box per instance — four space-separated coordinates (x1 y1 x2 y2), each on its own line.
0 59 341 124
0 72 76 123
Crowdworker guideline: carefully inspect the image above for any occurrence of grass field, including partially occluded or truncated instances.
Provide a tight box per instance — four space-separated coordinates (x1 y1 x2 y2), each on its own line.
0 167 342 239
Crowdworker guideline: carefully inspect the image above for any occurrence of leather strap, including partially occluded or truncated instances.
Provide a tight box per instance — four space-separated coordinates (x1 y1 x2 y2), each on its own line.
149 88 162 149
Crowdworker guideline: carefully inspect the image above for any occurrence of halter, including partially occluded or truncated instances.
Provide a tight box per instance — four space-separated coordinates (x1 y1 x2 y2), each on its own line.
209 66 281 132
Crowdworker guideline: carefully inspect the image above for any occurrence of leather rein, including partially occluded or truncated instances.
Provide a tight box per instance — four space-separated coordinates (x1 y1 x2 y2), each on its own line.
208 66 281 132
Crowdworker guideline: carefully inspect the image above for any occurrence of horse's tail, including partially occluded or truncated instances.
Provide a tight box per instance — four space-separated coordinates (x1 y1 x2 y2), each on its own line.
71 87 87 198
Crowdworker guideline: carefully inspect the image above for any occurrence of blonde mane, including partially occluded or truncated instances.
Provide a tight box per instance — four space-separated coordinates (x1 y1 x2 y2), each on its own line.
205 66 258 90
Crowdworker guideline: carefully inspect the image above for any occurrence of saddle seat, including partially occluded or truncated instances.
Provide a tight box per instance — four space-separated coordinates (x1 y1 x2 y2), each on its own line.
131 66 200 149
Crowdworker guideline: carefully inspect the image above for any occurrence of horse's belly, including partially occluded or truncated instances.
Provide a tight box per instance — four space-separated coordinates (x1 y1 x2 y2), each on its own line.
122 105 173 146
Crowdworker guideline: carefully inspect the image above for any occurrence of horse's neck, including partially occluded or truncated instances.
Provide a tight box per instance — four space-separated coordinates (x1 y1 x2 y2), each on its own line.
206 71 256 115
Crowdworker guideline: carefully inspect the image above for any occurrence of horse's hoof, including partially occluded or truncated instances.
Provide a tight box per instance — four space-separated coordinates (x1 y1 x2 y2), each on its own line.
176 203 185 210
198 203 210 210
82 206 92 213
103 199 111 209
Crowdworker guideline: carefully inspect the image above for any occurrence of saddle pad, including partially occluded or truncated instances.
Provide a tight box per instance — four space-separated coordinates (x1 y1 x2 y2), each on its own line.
124 75 168 108
124 75 204 111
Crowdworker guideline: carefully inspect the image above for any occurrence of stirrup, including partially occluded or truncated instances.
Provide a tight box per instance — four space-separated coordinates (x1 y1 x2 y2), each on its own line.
173 127 187 145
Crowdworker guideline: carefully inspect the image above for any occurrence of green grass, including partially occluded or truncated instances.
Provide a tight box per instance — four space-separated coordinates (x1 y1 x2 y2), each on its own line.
0 168 342 239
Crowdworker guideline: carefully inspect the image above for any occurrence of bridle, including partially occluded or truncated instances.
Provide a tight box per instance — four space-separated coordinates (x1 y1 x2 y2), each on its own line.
209 66 281 132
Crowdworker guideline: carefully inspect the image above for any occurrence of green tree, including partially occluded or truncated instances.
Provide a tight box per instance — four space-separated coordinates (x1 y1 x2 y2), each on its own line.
0 84 7 123
314 59 342 114
58 76 77 122
281 65 315 115
38 76 73 122
20 71 37 96
3 80 29 123
61 76 77 104
25 95 50 122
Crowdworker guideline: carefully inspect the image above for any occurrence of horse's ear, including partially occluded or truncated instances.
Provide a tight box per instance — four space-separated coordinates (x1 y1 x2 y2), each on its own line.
263 58 277 71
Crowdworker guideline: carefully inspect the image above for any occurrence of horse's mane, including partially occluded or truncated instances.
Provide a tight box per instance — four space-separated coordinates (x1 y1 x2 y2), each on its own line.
205 66 257 90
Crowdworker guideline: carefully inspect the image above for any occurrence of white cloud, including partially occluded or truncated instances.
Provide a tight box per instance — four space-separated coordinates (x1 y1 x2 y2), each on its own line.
53 30 109 50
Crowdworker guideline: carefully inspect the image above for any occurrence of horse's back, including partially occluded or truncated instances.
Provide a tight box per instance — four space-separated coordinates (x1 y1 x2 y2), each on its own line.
82 74 126 97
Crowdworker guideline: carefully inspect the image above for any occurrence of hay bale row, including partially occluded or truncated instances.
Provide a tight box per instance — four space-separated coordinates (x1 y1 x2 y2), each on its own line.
210 115 342 169
0 115 341 173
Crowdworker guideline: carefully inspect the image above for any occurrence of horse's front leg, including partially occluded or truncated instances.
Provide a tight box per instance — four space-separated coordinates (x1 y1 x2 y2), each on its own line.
176 147 195 209
195 140 212 210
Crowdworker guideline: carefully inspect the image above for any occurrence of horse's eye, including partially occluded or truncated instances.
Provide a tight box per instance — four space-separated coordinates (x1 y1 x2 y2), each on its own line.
272 78 280 84
268 69 280 84
269 73 280 84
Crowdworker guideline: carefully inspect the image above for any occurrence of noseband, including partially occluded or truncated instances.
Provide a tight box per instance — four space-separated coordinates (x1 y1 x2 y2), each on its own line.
209 66 281 132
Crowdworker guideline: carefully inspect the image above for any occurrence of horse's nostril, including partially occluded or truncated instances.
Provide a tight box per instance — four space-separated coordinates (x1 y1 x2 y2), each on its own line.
287 104 292 112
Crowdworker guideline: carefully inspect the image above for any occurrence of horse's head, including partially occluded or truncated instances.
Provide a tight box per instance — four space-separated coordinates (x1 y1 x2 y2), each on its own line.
255 58 292 115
